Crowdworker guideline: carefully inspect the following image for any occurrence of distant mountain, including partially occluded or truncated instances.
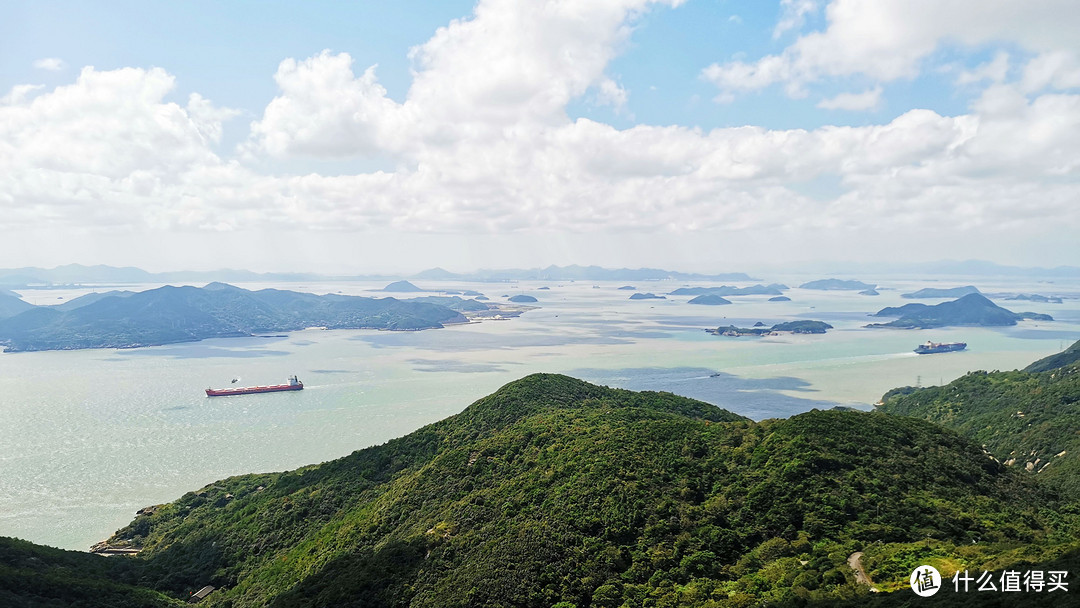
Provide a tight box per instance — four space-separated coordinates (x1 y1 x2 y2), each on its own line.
409 264 756 282
379 280 426 292
868 293 1053 329
55 290 136 311
901 285 980 299
1025 339 1080 373
668 284 785 296
0 289 34 318
687 294 731 305
798 278 875 291
0 284 466 352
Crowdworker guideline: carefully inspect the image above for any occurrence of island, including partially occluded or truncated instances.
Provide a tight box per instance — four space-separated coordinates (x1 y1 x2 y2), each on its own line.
378 280 427 292
706 320 833 336
768 295 791 302
687 294 732 305
798 278 876 291
858 289 879 296
901 285 980 299
0 283 473 352
629 292 666 300
617 285 637 290
669 284 785 296
1007 293 1064 303
507 294 538 303
867 293 1053 329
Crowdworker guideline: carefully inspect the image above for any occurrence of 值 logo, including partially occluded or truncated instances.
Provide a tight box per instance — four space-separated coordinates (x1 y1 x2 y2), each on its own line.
911 565 942 597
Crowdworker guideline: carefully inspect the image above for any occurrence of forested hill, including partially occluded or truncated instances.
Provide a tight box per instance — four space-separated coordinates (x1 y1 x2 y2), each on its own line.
879 354 1080 497
0 283 469 352
2 374 1068 607
1025 338 1080 373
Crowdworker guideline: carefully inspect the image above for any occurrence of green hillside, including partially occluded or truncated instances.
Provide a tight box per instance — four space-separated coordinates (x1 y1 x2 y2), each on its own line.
70 375 1071 607
5 372 1080 606
878 359 1080 498
1025 339 1080 373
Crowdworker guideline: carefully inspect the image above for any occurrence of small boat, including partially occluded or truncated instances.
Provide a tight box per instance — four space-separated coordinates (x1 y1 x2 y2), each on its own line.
914 341 966 354
206 375 303 397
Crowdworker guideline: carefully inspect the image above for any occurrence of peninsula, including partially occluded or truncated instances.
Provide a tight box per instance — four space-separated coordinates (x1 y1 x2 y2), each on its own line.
0 283 473 352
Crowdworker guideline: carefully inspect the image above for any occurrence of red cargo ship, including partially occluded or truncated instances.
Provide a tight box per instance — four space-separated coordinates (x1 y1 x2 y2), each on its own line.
206 375 303 397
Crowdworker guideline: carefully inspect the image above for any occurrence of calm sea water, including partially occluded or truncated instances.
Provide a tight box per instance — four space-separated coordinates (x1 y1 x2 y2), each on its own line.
2 277 1078 550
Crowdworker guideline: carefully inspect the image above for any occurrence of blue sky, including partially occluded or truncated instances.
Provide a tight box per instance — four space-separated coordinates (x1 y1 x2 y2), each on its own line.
1 0 1078 273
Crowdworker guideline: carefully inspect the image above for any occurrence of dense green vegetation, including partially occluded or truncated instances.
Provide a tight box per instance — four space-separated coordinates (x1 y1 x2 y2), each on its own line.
879 354 1080 497
1025 338 1080 373
708 320 833 336
14 374 1053 606
0 537 182 607
8 359 1080 606
0 283 467 352
867 293 1053 329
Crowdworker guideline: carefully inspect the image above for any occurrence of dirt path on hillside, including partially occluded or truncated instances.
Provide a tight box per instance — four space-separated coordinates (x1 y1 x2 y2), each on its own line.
847 552 878 591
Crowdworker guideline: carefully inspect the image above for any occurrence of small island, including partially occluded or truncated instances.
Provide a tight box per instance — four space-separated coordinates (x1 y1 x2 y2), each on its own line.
379 280 427 292
629 293 666 300
687 294 732 306
617 285 636 290
859 289 879 296
669 284 785 296
706 320 833 336
508 294 538 303
768 296 791 302
1007 293 1064 303
901 285 980 299
798 279 875 291
868 293 1052 329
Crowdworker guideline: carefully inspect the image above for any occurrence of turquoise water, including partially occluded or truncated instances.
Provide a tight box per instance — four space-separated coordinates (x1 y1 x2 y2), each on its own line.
1 278 1078 550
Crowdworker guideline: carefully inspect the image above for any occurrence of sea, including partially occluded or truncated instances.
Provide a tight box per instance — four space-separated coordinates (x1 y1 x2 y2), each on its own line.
2 276 1078 551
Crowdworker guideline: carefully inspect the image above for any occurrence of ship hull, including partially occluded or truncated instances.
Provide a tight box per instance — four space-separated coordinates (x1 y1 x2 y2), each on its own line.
205 384 303 397
914 342 967 354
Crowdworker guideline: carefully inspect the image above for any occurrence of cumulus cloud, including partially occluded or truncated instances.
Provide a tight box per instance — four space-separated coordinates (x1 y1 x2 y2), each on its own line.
773 0 819 39
816 86 882 111
2 0 1080 247
32 57 65 71
703 0 1080 98
955 51 1010 86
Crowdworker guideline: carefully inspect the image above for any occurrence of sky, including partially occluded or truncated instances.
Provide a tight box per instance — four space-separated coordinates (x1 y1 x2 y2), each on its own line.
1 0 1078 274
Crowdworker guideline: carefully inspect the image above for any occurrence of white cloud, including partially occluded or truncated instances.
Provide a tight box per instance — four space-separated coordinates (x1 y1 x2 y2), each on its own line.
956 51 1010 86
773 0 819 39
703 0 1080 98
1021 50 1080 93
816 86 882 111
32 57 65 71
2 0 1079 253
